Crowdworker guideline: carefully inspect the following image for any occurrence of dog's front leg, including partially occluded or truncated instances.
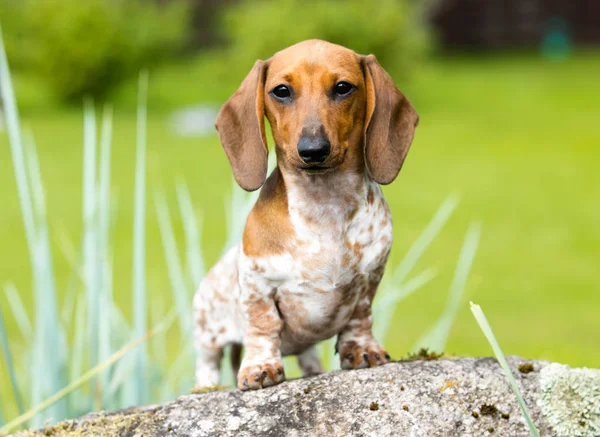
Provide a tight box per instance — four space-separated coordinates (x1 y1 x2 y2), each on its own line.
237 278 285 390
336 266 392 370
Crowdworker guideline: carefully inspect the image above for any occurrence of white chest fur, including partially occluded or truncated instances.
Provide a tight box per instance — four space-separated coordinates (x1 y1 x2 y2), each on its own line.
239 171 392 353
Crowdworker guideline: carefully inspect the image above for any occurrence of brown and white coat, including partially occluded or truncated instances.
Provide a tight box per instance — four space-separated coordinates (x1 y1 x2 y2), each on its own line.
193 40 419 390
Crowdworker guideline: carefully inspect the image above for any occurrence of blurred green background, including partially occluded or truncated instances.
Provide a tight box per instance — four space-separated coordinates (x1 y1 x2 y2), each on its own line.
1 0 599 427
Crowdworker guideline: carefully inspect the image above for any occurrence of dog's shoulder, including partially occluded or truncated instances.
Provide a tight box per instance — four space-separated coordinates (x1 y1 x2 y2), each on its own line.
243 168 293 258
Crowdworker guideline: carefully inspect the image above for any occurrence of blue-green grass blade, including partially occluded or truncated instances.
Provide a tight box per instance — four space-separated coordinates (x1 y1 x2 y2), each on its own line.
97 104 114 405
25 132 67 423
82 98 99 411
0 299 25 414
470 302 540 437
155 191 191 338
414 222 481 352
3 283 32 343
373 195 458 342
176 182 205 287
131 70 149 405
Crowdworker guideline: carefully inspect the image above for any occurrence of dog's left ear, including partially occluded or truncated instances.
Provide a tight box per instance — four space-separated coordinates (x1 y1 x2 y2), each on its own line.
362 55 419 185
215 60 268 192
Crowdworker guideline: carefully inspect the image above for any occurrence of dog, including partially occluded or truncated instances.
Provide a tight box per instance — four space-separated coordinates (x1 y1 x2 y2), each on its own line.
193 39 418 390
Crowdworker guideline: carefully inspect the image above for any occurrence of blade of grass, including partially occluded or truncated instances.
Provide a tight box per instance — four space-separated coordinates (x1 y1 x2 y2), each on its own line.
0 23 44 425
82 98 99 410
155 190 191 338
0 310 178 435
0 25 36 259
470 302 540 437
375 267 438 311
69 294 86 414
97 104 114 406
0 299 25 415
24 132 68 424
414 222 481 352
176 182 205 287
388 195 459 289
131 70 149 405
3 283 32 343
372 195 458 341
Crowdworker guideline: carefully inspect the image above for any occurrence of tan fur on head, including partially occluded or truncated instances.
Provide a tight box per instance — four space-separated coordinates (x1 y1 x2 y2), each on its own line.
216 40 418 190
195 40 418 391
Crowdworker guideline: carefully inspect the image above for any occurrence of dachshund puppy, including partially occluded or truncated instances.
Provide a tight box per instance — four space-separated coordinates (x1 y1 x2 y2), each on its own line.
194 39 418 390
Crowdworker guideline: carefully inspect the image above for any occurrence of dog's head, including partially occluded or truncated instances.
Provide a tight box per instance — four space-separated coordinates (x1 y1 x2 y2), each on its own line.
216 39 419 191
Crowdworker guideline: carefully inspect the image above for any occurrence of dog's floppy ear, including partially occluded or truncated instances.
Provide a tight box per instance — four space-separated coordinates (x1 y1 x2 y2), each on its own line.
215 60 268 191
362 55 419 185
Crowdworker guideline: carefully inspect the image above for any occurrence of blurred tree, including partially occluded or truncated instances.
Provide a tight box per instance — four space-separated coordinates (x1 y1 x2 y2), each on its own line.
217 0 431 78
0 0 191 102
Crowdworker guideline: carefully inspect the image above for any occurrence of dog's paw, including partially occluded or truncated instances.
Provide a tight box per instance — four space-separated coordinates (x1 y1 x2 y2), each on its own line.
338 340 391 370
237 360 285 390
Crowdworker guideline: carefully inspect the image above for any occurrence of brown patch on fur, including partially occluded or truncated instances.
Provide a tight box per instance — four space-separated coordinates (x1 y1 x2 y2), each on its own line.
197 309 207 330
352 242 364 261
367 187 375 205
342 253 353 268
243 168 293 257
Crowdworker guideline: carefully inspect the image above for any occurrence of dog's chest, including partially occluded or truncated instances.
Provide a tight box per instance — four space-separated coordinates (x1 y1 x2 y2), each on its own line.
265 179 392 345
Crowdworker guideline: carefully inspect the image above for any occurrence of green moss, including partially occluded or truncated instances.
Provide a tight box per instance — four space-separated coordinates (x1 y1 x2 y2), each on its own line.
16 410 164 436
480 404 498 417
406 348 444 361
190 385 228 395
518 363 535 374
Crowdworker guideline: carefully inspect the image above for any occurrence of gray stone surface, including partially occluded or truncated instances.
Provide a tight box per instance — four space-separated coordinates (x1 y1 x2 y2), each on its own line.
13 357 600 437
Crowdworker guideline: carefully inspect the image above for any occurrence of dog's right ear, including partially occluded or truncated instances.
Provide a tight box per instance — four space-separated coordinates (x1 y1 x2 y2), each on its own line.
215 60 268 192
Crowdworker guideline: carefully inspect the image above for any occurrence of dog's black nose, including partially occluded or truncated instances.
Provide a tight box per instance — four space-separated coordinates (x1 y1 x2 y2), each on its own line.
297 135 331 164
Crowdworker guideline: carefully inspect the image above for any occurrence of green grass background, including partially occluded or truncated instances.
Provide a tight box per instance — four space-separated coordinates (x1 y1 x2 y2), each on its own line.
1 53 599 413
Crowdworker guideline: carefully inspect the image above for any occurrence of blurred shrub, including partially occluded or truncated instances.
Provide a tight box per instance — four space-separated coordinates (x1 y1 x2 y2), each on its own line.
220 0 431 77
0 0 190 102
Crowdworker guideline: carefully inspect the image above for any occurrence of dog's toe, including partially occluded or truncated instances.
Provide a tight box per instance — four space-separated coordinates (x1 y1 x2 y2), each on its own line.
339 341 391 370
238 361 285 390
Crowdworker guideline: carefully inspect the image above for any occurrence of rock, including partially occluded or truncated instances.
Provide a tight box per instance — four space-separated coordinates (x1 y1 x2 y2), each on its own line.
12 357 600 437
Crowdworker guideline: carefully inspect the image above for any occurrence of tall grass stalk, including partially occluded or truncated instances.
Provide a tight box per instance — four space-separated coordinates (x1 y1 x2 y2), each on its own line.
0 299 24 415
0 311 177 436
372 195 458 343
1 24 68 427
131 70 149 405
470 302 540 437
82 98 99 408
414 222 481 352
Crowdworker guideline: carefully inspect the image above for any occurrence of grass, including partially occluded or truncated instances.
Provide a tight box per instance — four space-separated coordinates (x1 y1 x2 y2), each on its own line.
470 302 540 437
1 51 599 422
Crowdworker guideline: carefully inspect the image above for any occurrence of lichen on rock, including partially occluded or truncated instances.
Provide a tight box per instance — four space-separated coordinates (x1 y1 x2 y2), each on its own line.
539 363 600 437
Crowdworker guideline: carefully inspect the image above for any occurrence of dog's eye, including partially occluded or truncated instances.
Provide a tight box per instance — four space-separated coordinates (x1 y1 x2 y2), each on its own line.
334 81 354 97
271 85 291 100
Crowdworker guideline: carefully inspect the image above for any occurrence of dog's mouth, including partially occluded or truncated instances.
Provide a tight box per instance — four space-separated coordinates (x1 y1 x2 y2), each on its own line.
297 165 335 174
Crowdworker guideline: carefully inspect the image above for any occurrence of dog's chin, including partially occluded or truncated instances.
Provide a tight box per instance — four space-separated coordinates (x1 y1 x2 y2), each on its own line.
297 165 336 175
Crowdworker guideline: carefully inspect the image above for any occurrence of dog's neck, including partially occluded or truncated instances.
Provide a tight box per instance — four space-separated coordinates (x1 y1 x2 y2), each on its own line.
278 165 371 229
